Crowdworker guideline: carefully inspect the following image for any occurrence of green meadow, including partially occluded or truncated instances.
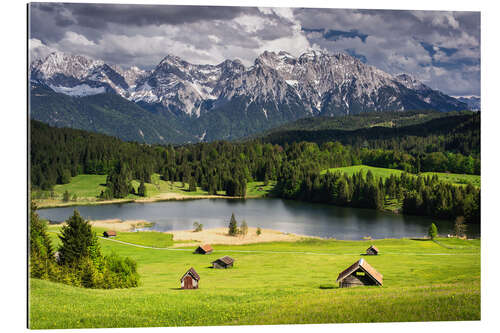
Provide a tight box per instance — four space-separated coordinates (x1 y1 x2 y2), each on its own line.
420 171 481 187
30 228 480 329
322 165 480 187
33 173 277 208
322 165 404 179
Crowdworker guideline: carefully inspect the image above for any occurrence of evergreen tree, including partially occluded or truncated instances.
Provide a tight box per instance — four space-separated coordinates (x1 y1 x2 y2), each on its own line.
240 220 248 236
256 227 262 236
29 201 54 278
58 210 95 266
138 181 146 197
188 177 197 192
454 216 467 238
228 213 238 236
62 190 70 202
428 223 438 240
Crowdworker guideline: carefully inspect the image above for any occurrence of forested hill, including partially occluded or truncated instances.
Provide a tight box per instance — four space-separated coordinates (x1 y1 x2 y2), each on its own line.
257 111 480 157
30 119 480 224
30 82 197 144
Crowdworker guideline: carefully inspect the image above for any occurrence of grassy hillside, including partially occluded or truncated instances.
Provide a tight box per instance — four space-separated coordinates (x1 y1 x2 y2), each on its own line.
30 228 480 328
30 83 196 144
421 172 481 187
323 165 480 187
33 173 277 208
257 111 480 157
257 110 455 134
321 165 404 179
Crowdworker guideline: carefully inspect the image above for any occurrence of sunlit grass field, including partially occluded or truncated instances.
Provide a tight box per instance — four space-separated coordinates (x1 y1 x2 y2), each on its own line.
30 228 480 329
420 171 481 187
33 174 277 208
322 165 404 179
322 165 480 187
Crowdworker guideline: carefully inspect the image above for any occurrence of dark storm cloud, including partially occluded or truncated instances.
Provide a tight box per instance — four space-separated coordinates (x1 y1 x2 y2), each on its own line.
33 3 256 28
302 28 368 43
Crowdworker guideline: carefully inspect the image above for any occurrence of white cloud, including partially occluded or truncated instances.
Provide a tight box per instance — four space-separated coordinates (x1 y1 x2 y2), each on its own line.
29 38 55 62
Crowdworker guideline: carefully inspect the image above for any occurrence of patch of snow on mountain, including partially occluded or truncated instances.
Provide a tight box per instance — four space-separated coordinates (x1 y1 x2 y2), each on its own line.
49 84 106 97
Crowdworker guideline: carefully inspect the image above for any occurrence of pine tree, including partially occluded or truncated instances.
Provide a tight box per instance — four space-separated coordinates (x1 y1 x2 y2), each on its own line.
240 220 248 236
58 209 95 266
256 227 262 236
29 201 54 278
228 213 238 236
63 190 70 202
138 181 146 197
454 216 467 238
428 223 438 240
188 177 197 192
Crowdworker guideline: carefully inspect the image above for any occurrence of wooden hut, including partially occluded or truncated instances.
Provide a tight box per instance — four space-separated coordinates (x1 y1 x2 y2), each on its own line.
180 267 200 289
366 245 379 255
212 256 235 269
194 244 213 254
336 259 383 288
103 230 117 238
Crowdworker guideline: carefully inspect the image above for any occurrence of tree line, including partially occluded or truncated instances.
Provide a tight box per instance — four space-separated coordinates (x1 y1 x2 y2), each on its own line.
30 120 480 225
30 202 139 288
276 169 480 224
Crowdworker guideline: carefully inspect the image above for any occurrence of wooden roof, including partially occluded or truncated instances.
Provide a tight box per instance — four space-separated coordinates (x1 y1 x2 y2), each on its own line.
181 267 200 282
198 244 213 252
367 245 379 253
212 256 234 265
336 259 383 285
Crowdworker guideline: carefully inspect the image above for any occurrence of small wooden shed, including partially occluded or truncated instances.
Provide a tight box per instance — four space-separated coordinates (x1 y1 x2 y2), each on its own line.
366 245 379 255
194 244 213 254
103 230 117 238
212 256 235 269
180 267 200 289
336 259 383 288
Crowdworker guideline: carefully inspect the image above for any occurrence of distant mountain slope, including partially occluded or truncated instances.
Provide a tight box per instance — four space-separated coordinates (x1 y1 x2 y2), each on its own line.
257 111 480 156
30 49 469 143
455 96 480 111
29 82 196 144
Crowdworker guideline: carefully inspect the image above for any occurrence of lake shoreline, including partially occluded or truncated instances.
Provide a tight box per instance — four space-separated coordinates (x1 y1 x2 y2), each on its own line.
167 227 323 247
35 193 264 209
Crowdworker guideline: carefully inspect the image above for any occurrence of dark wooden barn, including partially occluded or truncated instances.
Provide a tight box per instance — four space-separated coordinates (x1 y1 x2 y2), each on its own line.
103 230 117 238
366 245 379 255
336 259 383 288
212 256 234 269
194 244 213 254
180 267 200 289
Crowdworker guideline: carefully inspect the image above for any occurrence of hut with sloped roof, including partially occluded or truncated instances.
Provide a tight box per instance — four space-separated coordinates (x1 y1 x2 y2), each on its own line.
366 245 379 255
180 267 200 289
103 230 117 238
194 244 213 254
336 259 383 288
211 256 235 269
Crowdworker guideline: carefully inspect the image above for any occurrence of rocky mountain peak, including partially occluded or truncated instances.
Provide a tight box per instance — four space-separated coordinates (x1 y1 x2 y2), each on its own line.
30 49 468 118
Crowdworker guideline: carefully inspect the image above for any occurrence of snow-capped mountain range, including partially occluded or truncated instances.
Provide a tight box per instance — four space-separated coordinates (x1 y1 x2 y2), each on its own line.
29 49 470 143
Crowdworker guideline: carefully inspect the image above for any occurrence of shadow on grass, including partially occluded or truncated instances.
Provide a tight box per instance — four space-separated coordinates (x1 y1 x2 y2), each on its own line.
410 238 431 241
170 288 201 291
319 284 338 290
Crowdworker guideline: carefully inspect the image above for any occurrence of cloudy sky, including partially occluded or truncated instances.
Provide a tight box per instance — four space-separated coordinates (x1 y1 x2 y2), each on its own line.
28 2 480 96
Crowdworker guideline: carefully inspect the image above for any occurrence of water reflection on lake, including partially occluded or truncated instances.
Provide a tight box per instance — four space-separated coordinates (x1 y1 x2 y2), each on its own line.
38 198 478 240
